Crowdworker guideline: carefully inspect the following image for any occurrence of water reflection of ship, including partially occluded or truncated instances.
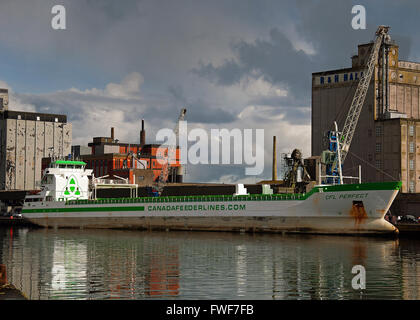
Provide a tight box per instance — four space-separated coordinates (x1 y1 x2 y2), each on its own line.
145 232 405 299
45 229 180 299
146 246 179 297
1 228 420 299
50 240 88 299
104 234 180 298
46 230 179 299
251 235 405 299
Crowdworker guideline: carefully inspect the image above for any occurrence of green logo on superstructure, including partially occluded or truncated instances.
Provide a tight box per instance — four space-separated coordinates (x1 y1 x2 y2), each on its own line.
63 175 81 198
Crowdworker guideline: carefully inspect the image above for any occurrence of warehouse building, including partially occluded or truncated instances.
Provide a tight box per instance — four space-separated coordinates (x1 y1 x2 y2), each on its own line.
312 39 420 194
0 89 72 190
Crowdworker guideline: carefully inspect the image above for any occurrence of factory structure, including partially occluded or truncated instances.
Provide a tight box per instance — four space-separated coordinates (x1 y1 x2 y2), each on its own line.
312 38 420 191
67 121 183 187
0 89 72 191
312 31 420 215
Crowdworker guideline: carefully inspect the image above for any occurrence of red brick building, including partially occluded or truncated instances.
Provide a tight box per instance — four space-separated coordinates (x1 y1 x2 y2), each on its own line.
44 122 183 186
81 142 181 183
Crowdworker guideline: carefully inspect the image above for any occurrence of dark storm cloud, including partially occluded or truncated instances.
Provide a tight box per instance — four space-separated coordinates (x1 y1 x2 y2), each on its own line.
168 85 236 124
191 0 420 115
83 0 139 20
193 28 314 105
247 95 303 108
294 0 420 65
193 59 245 86
16 91 143 123
190 1 372 107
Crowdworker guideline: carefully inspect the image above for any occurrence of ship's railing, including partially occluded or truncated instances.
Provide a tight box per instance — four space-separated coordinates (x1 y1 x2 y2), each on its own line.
318 162 362 185
64 181 400 206
93 178 130 185
65 193 306 205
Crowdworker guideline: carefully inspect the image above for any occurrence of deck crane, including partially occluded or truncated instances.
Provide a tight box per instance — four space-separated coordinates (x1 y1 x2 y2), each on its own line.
155 108 187 194
324 25 391 184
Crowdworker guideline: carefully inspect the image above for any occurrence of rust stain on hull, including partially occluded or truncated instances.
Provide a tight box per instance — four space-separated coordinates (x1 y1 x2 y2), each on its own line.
375 208 386 216
349 201 368 225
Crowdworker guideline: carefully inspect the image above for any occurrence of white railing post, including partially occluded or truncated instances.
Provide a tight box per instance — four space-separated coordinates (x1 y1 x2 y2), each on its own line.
318 161 322 185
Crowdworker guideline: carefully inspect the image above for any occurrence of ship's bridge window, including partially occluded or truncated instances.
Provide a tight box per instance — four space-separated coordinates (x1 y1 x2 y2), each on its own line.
42 175 54 184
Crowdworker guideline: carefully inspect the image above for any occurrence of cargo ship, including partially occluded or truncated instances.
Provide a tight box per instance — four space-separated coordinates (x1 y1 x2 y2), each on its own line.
21 27 400 235
21 159 401 235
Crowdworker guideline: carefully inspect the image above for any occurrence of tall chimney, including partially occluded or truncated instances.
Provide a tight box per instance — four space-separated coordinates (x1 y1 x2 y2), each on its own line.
111 127 115 141
272 136 277 181
140 119 146 146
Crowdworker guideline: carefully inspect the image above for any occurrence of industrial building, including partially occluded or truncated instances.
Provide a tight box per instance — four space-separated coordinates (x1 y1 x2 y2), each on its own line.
312 38 420 194
67 121 183 187
0 89 72 191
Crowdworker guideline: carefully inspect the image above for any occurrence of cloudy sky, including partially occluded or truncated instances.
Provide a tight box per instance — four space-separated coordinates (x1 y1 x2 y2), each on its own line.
1 0 420 183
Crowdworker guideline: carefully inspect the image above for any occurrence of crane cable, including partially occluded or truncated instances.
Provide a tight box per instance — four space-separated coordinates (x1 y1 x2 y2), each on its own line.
347 150 398 181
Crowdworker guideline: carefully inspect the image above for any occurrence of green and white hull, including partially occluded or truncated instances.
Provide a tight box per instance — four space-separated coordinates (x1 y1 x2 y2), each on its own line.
22 181 401 235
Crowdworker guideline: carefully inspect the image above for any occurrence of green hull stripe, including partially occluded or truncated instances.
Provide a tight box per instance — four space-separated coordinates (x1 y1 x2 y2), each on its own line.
54 160 87 166
318 181 402 192
22 206 145 214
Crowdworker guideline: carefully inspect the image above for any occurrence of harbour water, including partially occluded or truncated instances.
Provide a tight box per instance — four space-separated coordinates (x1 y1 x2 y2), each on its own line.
0 226 419 300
